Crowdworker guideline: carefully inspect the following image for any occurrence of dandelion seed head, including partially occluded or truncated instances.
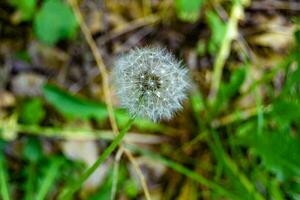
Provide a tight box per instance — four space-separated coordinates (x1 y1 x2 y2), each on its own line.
112 47 190 122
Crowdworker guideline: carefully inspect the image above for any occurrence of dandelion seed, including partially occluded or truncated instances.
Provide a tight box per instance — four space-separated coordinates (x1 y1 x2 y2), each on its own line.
112 47 190 121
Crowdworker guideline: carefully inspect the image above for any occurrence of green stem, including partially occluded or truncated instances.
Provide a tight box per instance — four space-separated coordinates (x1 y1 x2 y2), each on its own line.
24 163 35 200
58 117 135 200
0 153 10 200
36 159 63 200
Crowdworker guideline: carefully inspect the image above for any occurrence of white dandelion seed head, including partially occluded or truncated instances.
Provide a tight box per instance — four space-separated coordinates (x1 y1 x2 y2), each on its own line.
112 47 190 122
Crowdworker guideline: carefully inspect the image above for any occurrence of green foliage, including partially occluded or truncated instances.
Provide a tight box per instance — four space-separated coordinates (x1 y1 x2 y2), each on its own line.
190 90 205 125
88 174 112 200
254 130 300 181
58 118 134 200
175 0 204 22
127 143 238 199
123 179 139 198
43 84 108 121
0 143 10 200
237 49 300 186
273 98 300 128
273 62 300 129
23 137 43 200
11 0 37 21
214 67 246 113
190 91 205 114
34 0 78 45
210 132 264 200
42 84 164 131
23 137 43 162
4 1 300 199
36 158 63 200
206 11 226 54
19 98 45 125
89 165 130 200
15 51 31 63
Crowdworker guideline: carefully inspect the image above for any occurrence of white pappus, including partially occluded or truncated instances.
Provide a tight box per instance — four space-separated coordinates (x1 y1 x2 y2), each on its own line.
112 47 190 122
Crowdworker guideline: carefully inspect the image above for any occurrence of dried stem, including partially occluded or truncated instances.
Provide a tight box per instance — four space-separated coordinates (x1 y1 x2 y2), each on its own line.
68 0 118 134
209 0 246 104
111 148 124 200
124 148 152 200
67 0 152 199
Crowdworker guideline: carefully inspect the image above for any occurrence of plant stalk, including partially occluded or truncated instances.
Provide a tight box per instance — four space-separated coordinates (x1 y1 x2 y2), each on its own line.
58 117 135 200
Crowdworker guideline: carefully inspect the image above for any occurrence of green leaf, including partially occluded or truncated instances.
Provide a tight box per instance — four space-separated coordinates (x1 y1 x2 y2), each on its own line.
189 90 205 125
273 98 300 127
42 84 163 131
123 179 139 198
190 91 205 114
11 0 37 21
225 67 246 97
206 11 226 54
34 0 78 45
240 126 300 181
282 66 300 98
43 84 108 121
274 64 300 129
23 137 43 162
19 98 45 125
214 67 246 113
258 131 300 180
175 0 204 22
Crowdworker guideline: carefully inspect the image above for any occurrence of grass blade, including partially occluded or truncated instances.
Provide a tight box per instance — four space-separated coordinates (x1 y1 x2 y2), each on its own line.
126 144 238 199
24 163 35 200
36 158 63 200
0 152 10 200
58 117 135 200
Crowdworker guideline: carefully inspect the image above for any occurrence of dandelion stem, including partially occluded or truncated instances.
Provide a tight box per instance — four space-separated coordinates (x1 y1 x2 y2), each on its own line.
58 117 135 200
67 1 152 198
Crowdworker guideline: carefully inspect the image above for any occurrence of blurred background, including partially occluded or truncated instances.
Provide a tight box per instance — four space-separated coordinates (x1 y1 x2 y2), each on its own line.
0 0 300 199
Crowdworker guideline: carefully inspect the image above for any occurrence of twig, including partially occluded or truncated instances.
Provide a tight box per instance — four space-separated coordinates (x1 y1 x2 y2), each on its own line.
97 14 159 46
250 0 300 11
209 0 246 104
111 148 124 200
68 0 118 134
67 1 152 199
124 148 152 200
